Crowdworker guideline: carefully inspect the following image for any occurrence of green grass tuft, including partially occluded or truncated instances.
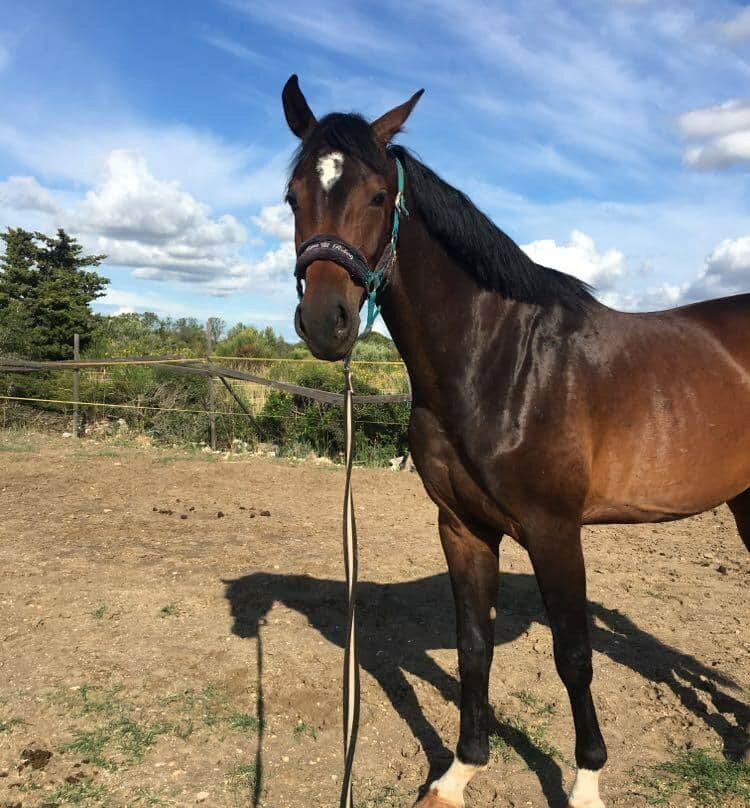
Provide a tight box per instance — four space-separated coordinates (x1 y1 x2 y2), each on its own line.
354 783 401 808
633 747 750 806
292 720 317 741
489 731 513 762
0 441 37 453
511 689 556 716
0 716 24 733
59 726 113 769
229 762 260 800
45 778 109 805
114 716 170 763
159 602 179 617
227 713 263 734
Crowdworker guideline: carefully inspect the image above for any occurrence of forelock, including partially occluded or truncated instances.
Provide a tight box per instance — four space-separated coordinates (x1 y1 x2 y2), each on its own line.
289 113 387 180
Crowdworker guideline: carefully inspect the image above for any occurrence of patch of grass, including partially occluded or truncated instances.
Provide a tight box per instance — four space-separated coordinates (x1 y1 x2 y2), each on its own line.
132 786 163 805
70 684 125 717
492 712 568 766
168 718 195 740
633 747 750 806
354 783 401 808
645 589 667 601
56 684 172 771
159 602 179 618
44 778 109 805
59 717 170 770
511 690 555 716
114 716 169 763
0 716 24 733
0 440 37 453
489 731 513 762
227 713 263 735
158 455 179 465
229 762 260 800
292 720 317 741
91 603 107 620
59 726 113 769
161 684 234 730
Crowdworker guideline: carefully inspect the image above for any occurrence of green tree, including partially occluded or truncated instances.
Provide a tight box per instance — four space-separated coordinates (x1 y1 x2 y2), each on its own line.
217 323 293 358
0 227 108 359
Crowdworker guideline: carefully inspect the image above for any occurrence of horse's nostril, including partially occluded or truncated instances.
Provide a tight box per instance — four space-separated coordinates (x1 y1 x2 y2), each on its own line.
335 304 349 337
295 305 307 338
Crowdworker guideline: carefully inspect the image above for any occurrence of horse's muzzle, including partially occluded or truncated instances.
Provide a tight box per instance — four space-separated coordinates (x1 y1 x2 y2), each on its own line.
295 297 360 360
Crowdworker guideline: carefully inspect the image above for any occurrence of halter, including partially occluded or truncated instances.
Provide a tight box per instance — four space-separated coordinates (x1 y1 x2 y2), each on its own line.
294 153 409 339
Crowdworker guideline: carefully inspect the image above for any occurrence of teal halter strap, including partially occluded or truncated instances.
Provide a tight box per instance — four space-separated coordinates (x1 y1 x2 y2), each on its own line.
359 155 408 339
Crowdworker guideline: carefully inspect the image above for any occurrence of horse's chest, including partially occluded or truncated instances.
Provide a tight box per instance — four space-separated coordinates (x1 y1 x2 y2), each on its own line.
408 406 524 536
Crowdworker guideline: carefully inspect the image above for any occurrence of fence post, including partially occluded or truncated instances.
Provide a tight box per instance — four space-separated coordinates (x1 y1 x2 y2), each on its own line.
206 321 216 450
72 333 81 438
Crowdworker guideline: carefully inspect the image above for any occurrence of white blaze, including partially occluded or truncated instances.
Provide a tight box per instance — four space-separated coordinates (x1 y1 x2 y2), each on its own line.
316 151 344 192
568 768 604 808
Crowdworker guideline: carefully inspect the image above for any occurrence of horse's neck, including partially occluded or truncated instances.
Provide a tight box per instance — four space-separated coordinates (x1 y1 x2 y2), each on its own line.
380 212 521 406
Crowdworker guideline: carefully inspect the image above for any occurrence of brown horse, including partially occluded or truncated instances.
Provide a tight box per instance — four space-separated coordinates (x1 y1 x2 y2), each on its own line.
281 75 750 808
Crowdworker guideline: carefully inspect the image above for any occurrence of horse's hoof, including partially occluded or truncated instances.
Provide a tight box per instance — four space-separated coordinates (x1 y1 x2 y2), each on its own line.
414 788 463 808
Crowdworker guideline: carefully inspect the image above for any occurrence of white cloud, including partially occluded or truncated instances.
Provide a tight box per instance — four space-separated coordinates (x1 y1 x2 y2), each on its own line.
683 234 750 301
0 150 295 297
96 287 292 323
603 282 685 311
679 99 750 139
0 120 287 209
253 203 294 241
718 7 750 41
684 131 750 169
0 176 59 213
679 99 750 169
97 288 199 318
73 151 245 247
521 230 626 290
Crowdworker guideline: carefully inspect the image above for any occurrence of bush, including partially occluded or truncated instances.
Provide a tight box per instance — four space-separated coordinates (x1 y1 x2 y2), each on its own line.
255 363 409 464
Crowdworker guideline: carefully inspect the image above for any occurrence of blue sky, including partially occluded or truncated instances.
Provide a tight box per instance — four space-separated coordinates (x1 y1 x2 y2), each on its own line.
2 0 750 338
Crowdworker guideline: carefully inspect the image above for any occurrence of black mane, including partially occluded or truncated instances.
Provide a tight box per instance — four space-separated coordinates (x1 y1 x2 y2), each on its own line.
290 114 595 310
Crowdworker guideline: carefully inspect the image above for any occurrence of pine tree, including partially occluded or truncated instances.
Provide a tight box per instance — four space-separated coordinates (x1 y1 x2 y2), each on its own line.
0 228 108 359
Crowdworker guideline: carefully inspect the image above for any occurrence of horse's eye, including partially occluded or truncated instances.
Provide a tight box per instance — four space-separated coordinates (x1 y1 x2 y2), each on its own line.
370 190 387 207
285 192 299 212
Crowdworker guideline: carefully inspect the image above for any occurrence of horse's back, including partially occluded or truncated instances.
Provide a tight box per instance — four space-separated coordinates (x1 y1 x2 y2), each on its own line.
672 293 750 367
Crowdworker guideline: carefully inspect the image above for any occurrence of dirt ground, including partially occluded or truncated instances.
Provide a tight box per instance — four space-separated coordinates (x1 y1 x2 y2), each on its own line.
0 431 748 808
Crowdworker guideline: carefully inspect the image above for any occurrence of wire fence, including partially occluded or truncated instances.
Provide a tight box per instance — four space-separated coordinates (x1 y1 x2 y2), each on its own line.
0 340 413 458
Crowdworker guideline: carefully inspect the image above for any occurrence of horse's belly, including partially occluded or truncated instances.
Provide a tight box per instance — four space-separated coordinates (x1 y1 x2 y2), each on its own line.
584 413 750 523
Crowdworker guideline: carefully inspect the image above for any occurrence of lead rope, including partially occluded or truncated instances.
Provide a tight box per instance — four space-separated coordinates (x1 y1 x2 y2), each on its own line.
338 155 409 806
340 354 360 808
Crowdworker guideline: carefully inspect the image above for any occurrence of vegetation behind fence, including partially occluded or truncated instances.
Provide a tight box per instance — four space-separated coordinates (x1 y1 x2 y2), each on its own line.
1 328 411 465
0 227 411 464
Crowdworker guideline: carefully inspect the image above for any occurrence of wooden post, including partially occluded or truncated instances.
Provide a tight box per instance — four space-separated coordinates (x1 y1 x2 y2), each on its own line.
72 333 81 437
206 321 216 450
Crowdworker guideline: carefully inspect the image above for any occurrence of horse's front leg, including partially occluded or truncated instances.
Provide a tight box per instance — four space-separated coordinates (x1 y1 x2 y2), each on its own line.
527 519 608 808
418 510 500 807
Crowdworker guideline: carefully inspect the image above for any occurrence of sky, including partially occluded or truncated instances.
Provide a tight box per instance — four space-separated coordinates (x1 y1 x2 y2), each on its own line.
1 0 750 338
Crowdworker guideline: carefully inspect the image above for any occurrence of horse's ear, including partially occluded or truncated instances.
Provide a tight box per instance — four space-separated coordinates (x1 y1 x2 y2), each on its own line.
282 74 317 139
371 89 424 147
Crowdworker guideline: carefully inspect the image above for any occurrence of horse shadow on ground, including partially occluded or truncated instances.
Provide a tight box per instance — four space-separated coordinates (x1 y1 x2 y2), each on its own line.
224 570 748 808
